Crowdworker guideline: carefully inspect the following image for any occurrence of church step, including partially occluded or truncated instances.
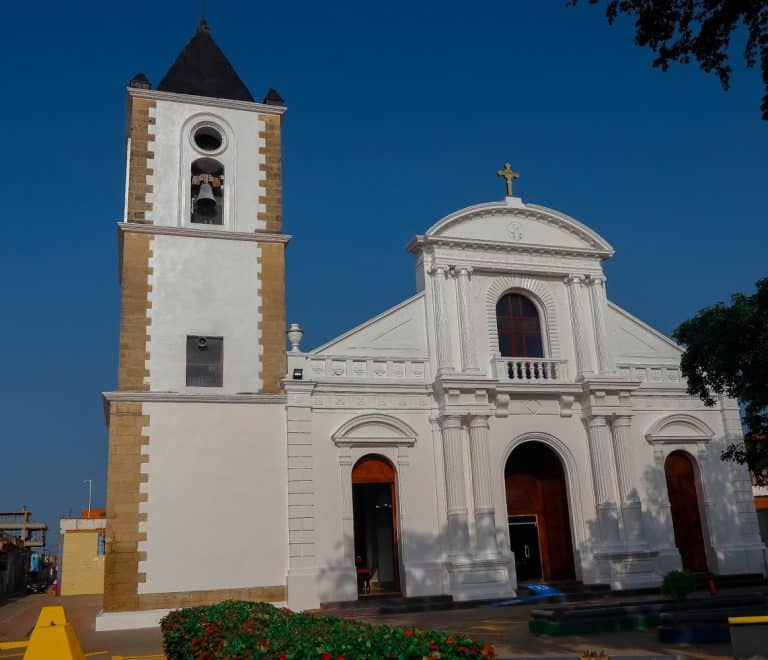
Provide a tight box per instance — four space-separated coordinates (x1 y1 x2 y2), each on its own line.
320 594 454 615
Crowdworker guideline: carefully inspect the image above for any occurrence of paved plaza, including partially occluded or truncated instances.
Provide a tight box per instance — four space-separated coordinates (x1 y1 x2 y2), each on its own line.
0 592 734 658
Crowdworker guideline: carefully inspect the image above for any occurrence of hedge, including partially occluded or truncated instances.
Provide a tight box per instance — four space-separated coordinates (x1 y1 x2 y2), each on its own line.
161 600 496 659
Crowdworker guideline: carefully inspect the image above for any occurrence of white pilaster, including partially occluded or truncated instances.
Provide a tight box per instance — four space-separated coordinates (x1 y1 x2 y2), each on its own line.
431 266 454 374
338 446 355 563
284 380 320 610
566 275 593 377
455 267 480 374
588 276 615 374
586 415 620 548
612 415 646 546
440 414 469 558
468 415 499 559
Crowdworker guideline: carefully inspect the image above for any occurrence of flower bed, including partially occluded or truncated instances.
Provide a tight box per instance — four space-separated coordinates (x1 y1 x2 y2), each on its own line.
161 600 496 659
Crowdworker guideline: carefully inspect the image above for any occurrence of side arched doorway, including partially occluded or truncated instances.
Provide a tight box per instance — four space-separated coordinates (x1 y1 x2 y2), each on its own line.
352 455 401 595
664 451 709 573
505 442 575 581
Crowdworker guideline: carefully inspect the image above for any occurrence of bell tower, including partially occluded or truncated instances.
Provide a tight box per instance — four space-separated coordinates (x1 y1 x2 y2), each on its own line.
100 20 289 626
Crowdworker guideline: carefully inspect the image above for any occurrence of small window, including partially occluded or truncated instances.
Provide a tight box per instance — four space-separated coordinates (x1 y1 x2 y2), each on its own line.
193 126 223 152
97 532 106 557
186 336 223 387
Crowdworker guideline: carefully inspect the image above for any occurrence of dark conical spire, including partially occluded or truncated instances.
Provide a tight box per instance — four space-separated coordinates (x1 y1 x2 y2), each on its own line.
156 20 254 102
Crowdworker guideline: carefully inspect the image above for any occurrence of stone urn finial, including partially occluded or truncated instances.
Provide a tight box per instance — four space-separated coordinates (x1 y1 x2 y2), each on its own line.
287 323 304 352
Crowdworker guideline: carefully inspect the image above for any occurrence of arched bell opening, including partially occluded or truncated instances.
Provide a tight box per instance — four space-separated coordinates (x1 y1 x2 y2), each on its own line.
191 157 224 225
504 441 576 582
351 454 401 596
664 450 709 573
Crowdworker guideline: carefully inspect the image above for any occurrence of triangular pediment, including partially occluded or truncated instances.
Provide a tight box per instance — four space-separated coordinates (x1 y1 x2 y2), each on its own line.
422 201 613 254
313 293 427 358
608 303 682 361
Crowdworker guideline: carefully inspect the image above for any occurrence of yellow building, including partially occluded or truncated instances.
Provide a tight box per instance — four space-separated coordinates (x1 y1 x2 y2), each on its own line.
59 510 106 596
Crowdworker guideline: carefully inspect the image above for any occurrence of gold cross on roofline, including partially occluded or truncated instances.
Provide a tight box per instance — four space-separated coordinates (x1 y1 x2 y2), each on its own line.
497 162 519 197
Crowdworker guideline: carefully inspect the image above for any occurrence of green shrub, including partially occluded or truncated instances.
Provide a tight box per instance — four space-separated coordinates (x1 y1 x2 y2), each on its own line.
661 570 697 599
160 600 496 659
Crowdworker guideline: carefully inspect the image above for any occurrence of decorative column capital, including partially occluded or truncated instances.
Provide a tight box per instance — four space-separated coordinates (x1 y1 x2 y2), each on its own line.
429 264 448 276
468 414 490 430
565 274 584 285
613 415 632 428
588 274 606 286
588 415 607 428
456 266 473 277
439 414 463 430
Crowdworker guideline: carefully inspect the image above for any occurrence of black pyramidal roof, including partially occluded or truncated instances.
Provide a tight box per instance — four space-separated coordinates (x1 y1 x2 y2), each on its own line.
157 19 254 102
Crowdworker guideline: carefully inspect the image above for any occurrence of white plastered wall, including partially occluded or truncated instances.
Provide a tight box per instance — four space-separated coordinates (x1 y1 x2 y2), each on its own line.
138 401 287 593
146 233 263 393
148 97 266 231
308 408 443 602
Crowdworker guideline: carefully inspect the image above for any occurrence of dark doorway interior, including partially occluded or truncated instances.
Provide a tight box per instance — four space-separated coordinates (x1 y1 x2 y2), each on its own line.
665 451 709 573
508 514 543 580
352 456 400 595
505 442 576 581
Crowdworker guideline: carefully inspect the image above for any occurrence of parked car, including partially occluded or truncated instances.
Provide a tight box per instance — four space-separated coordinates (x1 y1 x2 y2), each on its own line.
26 579 48 594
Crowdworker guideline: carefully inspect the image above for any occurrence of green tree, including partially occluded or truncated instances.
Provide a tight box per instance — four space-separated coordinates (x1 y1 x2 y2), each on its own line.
672 278 768 484
570 1 768 119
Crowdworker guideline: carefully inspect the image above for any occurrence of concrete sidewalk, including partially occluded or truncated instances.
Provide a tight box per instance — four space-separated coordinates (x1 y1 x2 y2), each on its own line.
0 593 162 657
0 591 737 658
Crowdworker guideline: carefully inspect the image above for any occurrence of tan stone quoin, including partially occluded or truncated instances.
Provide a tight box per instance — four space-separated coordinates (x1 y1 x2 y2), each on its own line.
117 232 152 391
103 401 149 612
126 97 155 224
258 113 282 234
258 241 286 394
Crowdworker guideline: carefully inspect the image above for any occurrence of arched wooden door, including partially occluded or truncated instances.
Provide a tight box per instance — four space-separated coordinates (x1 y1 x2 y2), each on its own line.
664 451 708 573
505 442 575 581
351 455 401 595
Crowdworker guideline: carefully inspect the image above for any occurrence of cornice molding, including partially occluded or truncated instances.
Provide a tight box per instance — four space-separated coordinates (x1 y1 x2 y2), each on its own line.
103 391 286 404
311 382 432 395
118 222 291 244
407 234 612 260
127 88 286 116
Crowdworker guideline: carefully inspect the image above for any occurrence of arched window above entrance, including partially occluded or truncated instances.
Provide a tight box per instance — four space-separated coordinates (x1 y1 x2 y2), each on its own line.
352 455 396 484
496 293 544 357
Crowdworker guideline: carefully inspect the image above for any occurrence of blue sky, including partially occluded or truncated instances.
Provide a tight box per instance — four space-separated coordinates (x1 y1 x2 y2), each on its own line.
1 1 766 543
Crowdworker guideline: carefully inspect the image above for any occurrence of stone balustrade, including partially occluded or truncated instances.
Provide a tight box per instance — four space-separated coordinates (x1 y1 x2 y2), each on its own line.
493 357 568 382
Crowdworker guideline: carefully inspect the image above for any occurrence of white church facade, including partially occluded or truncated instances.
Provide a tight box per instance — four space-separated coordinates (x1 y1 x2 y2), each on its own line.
97 23 766 630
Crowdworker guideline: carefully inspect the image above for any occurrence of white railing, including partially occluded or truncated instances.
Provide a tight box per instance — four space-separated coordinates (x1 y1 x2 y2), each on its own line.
494 357 568 383
305 356 428 382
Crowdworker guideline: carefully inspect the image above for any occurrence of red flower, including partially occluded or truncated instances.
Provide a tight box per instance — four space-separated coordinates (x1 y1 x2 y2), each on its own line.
338 656 345 660
429 641 439 650
322 654 332 660
404 629 414 637
446 636 455 645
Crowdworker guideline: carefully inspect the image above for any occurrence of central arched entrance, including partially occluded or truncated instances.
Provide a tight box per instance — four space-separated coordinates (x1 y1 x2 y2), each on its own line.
505 441 575 581
352 455 401 596
664 451 709 573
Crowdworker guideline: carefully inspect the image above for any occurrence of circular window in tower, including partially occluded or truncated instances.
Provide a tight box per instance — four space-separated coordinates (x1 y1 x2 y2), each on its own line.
193 125 224 152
